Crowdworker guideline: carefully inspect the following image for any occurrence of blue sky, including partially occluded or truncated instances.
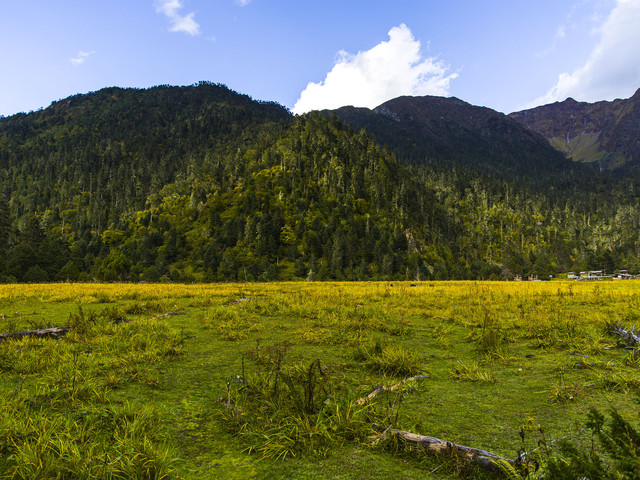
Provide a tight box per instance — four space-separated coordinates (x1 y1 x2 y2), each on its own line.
1 0 639 117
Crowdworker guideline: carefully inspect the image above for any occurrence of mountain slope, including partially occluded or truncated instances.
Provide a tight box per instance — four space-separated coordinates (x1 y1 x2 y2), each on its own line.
0 85 454 282
509 88 640 171
0 82 291 230
0 84 639 283
323 95 578 185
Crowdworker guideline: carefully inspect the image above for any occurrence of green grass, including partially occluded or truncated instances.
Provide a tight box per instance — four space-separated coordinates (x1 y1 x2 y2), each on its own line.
1 281 640 478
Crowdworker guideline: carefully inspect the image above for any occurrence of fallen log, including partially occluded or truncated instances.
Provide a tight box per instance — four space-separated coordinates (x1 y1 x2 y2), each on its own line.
0 310 179 342
372 424 517 473
357 374 429 405
0 326 71 341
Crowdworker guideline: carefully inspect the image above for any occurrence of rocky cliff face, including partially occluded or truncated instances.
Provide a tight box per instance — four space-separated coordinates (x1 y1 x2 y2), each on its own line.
509 88 640 171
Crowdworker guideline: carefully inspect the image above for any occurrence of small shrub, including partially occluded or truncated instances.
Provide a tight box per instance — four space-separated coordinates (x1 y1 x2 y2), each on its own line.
68 306 103 338
475 310 510 358
94 291 114 303
218 344 383 459
449 361 496 383
431 323 451 348
294 327 333 345
353 340 422 377
539 406 640 479
100 306 128 324
622 351 640 367
3 402 177 479
477 327 509 358
597 372 640 392
123 301 170 315
201 306 262 340
549 383 585 403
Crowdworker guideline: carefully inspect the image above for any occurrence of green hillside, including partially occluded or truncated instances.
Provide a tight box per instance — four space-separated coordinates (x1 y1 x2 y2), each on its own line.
323 95 587 186
1 84 640 283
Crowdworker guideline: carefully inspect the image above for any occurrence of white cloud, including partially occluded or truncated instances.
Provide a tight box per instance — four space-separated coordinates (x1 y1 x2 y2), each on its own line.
70 50 95 66
531 0 640 106
156 0 181 17
168 12 200 35
235 0 252 6
292 24 458 114
155 0 201 36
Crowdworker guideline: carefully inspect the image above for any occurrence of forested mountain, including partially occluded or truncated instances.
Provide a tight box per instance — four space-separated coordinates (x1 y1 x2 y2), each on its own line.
322 95 588 187
0 83 639 283
0 82 290 230
510 88 640 172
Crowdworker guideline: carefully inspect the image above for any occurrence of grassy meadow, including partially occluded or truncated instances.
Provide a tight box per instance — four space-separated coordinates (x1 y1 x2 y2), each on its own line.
1 280 640 479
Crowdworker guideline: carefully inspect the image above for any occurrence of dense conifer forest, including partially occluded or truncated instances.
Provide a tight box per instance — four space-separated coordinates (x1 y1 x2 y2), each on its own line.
0 82 639 282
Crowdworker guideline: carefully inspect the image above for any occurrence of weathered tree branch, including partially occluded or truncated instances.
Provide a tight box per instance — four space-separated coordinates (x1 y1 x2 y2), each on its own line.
357 374 429 405
372 424 517 473
611 323 640 346
610 322 640 355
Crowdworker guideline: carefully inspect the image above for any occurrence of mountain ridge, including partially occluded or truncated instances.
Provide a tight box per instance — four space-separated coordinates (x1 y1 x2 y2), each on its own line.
322 94 582 187
509 88 640 171
0 83 639 283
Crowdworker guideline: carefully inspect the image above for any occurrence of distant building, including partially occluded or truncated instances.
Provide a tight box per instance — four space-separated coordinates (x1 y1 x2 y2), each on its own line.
614 270 633 280
567 269 634 280
577 270 613 281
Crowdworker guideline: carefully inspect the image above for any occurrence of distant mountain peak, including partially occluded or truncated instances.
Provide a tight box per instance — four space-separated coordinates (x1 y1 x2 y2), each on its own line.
323 93 573 183
510 88 640 171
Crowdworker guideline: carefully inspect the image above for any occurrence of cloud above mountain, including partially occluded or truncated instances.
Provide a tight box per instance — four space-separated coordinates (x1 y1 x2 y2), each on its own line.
532 0 640 106
155 0 201 36
70 50 95 66
292 24 457 114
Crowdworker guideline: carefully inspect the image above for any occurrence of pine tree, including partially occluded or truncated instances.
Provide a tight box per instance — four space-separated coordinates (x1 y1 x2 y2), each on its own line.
0 196 10 257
